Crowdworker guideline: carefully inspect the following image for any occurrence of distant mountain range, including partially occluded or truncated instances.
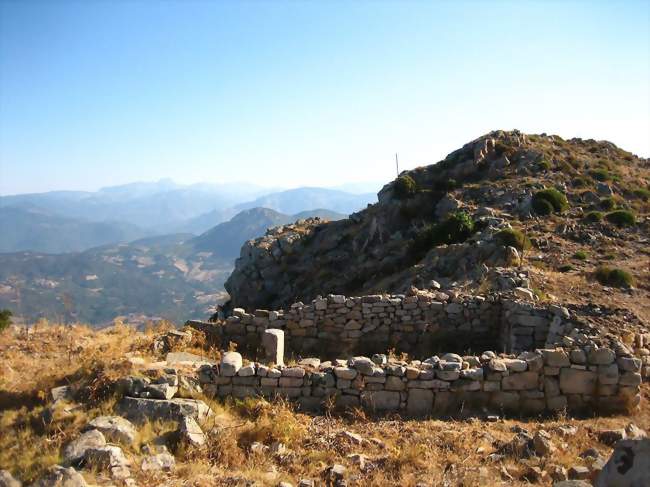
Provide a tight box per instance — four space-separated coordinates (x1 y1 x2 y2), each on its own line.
1 180 376 253
0 205 345 325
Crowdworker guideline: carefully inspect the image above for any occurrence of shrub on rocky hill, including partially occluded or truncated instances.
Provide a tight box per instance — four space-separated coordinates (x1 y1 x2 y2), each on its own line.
494 228 532 251
584 211 604 223
605 210 636 227
410 211 476 259
595 266 634 288
532 188 569 215
394 175 417 199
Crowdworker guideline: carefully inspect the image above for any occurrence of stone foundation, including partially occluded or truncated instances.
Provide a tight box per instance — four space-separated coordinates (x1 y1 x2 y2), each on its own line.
188 289 573 360
197 345 642 417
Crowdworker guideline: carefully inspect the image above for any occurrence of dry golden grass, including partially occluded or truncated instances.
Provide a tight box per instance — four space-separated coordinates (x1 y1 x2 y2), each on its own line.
1 322 649 486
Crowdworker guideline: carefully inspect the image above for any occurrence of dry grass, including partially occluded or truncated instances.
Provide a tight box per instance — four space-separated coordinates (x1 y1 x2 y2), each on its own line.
1 322 649 486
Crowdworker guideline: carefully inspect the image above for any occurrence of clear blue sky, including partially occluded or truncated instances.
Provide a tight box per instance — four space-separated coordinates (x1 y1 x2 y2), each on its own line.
1 0 648 195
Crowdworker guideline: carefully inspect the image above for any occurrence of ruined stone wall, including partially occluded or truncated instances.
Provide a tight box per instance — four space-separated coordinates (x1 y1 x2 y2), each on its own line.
197 346 642 417
188 290 572 359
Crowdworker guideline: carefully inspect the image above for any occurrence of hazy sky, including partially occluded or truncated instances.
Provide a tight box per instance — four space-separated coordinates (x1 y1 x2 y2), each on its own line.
1 1 649 195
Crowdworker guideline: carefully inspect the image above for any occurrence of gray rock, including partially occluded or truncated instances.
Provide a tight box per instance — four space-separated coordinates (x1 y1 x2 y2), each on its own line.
595 438 650 486
141 451 175 472
262 329 284 366
559 368 597 394
179 415 206 447
62 430 106 466
144 383 177 400
360 391 400 411
0 470 21 487
220 352 243 377
84 445 129 469
85 416 136 446
117 397 213 424
28 466 87 487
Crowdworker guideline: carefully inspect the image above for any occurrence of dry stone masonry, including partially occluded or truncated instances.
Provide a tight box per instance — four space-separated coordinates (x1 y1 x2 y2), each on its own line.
189 288 577 359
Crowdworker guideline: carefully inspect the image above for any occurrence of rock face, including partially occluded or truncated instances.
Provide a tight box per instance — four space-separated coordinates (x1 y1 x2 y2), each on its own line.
117 397 213 424
595 438 650 486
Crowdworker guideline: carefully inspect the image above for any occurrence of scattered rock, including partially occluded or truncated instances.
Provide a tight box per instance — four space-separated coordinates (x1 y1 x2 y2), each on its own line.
595 438 650 486
62 429 106 466
0 470 21 487
28 466 87 487
532 430 554 456
322 464 346 487
85 416 137 446
141 450 175 472
179 415 206 447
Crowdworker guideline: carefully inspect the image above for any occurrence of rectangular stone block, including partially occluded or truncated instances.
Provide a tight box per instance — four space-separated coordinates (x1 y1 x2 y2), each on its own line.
502 371 539 391
360 391 400 412
559 368 597 394
407 389 433 416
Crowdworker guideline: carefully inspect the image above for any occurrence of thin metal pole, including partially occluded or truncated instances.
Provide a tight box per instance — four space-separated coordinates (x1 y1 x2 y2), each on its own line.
395 153 399 176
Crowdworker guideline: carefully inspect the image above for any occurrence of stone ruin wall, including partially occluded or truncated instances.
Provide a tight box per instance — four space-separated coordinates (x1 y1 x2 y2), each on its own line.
185 289 643 417
197 347 642 417
188 290 572 360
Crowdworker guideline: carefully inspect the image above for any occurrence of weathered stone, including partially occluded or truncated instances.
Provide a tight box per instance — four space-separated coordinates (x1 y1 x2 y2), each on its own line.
84 445 129 470
117 397 213 424
406 389 433 416
282 367 305 378
144 383 177 400
502 372 538 391
29 466 87 487
220 352 243 377
179 415 205 447
333 367 357 380
360 391 400 411
559 368 597 395
594 439 650 485
588 348 615 365
262 329 284 366
543 349 571 367
0 470 21 487
62 429 106 466
141 451 175 472
85 416 136 446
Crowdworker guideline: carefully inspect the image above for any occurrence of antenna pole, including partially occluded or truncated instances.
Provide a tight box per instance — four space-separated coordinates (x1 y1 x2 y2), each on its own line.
395 153 399 176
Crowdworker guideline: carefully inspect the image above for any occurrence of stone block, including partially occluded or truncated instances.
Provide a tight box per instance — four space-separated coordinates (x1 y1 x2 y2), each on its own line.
559 368 597 394
262 329 284 366
360 391 400 412
220 352 242 377
406 389 433 416
502 371 539 391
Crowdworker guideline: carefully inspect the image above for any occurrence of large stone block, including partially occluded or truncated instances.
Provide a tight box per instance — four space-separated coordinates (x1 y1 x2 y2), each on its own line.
262 329 285 366
502 371 539 391
360 391 400 412
559 368 597 394
406 389 433 416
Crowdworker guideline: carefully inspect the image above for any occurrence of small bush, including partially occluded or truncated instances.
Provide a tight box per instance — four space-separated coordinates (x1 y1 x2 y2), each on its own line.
573 250 588 260
595 266 634 288
584 211 604 223
558 264 574 273
599 197 617 211
410 211 476 258
605 210 636 227
394 175 417 199
495 228 532 251
0 309 11 332
532 188 569 214
572 177 590 188
589 168 610 181
538 159 552 171
532 197 554 216
632 188 650 201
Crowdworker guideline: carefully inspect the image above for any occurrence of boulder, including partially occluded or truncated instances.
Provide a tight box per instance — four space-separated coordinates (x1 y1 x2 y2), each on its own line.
28 466 87 487
84 445 129 469
595 438 650 486
141 451 175 472
62 430 106 466
179 415 206 447
117 397 213 424
0 470 21 487
85 416 136 445
220 352 243 377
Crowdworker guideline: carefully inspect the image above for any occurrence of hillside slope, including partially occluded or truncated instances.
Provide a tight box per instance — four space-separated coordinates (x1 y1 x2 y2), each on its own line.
224 130 650 333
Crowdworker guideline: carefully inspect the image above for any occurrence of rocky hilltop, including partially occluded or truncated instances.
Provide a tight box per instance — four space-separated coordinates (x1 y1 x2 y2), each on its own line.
225 130 649 328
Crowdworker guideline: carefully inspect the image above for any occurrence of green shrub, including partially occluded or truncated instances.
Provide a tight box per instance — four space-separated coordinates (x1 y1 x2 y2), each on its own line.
532 197 554 216
605 210 636 227
532 188 569 214
632 188 650 201
573 250 588 260
494 228 532 251
599 197 617 211
410 211 476 258
584 211 604 223
558 264 574 273
595 266 634 288
538 159 552 171
572 177 590 188
589 168 610 181
0 309 11 332
394 175 417 199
